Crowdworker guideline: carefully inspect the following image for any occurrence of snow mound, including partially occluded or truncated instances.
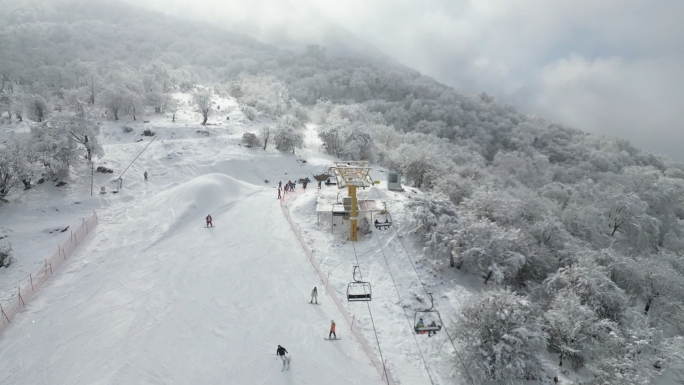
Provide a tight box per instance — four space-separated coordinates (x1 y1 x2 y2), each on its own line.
148 173 255 224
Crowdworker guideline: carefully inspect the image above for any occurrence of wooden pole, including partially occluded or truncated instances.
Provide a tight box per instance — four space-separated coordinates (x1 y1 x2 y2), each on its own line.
0 304 9 323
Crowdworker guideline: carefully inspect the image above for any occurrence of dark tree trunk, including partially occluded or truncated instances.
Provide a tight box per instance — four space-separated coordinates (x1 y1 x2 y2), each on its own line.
484 270 493 284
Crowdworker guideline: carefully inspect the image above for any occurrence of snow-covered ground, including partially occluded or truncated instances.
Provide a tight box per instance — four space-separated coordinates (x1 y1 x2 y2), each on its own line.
0 97 387 384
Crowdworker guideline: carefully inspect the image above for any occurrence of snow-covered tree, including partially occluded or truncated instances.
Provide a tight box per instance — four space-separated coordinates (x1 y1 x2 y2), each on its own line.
99 85 127 120
453 212 530 284
409 195 461 266
126 91 146 121
30 120 76 179
25 94 50 122
259 126 271 150
544 290 616 369
167 96 180 122
274 115 305 154
543 260 628 322
192 88 212 125
456 289 548 383
0 140 25 200
0 93 12 120
241 132 260 148
51 114 103 161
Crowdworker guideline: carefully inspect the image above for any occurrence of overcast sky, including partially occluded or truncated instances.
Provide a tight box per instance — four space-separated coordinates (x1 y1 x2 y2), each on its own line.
132 0 684 161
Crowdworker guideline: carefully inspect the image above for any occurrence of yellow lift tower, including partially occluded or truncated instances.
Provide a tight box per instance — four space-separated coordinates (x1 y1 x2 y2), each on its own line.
333 161 374 241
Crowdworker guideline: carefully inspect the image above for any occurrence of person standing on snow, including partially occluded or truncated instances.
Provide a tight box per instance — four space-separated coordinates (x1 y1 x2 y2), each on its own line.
144 171 148 181
329 320 336 339
206 214 213 227
310 286 318 304
276 345 290 369
278 187 281 199
318 180 322 189
278 181 282 189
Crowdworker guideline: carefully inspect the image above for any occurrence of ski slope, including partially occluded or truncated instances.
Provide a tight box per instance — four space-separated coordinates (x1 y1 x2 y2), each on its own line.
0 99 385 384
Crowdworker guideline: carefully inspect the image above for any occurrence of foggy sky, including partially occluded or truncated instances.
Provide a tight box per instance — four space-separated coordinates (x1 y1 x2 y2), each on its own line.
129 0 684 162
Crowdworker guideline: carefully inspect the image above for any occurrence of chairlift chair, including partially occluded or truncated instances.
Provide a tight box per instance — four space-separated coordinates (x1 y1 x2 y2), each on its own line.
414 293 442 336
374 210 392 230
346 266 372 301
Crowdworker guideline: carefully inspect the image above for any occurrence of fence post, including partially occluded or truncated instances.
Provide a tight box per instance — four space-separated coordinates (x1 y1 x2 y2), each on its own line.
326 272 330 289
30 273 33 291
0 304 9 324
351 314 355 331
86 221 89 234
17 287 24 306
381 359 388 381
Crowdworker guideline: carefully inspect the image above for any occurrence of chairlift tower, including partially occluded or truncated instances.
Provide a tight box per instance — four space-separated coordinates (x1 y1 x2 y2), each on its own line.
333 161 373 241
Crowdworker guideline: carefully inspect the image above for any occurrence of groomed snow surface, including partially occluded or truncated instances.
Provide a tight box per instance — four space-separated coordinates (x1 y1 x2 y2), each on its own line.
0 98 390 384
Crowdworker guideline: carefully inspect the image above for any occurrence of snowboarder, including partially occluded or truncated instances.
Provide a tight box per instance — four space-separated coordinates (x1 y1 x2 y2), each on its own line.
302 181 307 190
278 187 281 199
278 181 282 189
206 214 213 227
284 184 289 193
144 171 148 181
329 320 336 339
276 345 290 370
318 180 322 189
310 286 318 304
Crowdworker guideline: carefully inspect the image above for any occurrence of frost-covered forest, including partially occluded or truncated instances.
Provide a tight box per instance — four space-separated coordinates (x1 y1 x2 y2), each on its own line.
2 0 684 383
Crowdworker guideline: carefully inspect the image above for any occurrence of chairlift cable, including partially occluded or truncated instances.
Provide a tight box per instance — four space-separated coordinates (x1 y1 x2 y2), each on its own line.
349 241 391 384
372 230 438 385
372 187 476 385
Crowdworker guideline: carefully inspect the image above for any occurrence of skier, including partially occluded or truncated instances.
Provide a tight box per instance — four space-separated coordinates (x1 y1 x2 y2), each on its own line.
278 181 282 189
276 345 290 370
303 181 307 190
144 171 148 181
329 320 336 339
284 184 289 193
318 180 322 189
310 286 318 304
206 214 213 227
278 187 282 199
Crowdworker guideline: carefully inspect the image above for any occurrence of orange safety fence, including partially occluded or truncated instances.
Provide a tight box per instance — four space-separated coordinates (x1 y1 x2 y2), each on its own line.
0 212 99 335
280 192 395 385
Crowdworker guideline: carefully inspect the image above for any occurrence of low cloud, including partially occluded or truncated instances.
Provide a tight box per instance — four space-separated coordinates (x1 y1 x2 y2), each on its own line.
131 0 684 160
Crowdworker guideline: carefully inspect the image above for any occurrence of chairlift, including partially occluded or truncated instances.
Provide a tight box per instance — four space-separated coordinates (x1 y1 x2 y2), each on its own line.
346 266 372 301
374 210 392 230
414 293 442 336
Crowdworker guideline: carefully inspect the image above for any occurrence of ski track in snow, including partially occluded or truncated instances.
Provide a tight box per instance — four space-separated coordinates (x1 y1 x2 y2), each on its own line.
0 98 384 385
